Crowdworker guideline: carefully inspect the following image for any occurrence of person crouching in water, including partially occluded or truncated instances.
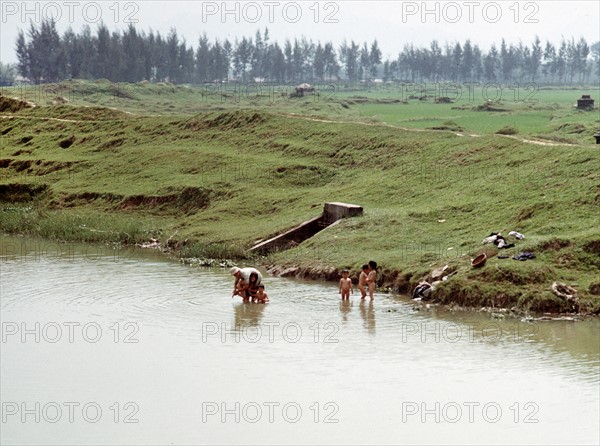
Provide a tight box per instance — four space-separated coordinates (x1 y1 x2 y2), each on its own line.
358 264 369 299
246 273 260 301
253 285 269 304
339 269 353 300
232 277 248 301
231 267 262 301
234 272 260 302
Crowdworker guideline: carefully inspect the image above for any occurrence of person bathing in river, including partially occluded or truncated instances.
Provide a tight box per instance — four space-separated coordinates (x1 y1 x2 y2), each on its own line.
358 264 369 299
366 260 377 300
246 273 260 301
339 269 353 300
231 267 262 300
254 285 269 304
233 272 260 302
233 277 249 301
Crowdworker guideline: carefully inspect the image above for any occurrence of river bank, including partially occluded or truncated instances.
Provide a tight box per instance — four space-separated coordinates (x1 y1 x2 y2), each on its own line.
3 222 598 316
1 85 599 315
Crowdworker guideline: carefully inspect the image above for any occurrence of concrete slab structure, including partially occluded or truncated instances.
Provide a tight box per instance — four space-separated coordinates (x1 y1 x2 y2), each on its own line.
249 202 363 253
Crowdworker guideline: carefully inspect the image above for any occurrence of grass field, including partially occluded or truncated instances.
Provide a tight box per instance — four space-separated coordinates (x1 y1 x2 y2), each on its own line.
1 80 599 313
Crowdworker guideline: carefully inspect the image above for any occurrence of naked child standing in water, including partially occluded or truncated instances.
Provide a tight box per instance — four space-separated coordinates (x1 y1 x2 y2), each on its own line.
366 260 377 300
339 269 353 300
358 264 369 299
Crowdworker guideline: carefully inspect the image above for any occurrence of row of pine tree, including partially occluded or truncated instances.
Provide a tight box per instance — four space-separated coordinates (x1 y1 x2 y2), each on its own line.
13 20 600 85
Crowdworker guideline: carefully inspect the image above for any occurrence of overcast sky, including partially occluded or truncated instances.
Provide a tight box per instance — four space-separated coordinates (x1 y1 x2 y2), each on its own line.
1 1 599 64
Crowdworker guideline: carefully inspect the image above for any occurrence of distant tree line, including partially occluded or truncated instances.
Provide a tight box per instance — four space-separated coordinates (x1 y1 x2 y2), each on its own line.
0 62 18 86
11 20 600 85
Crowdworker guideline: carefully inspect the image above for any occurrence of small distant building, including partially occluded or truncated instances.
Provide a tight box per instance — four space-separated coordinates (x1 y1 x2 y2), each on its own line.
295 83 314 96
577 95 595 109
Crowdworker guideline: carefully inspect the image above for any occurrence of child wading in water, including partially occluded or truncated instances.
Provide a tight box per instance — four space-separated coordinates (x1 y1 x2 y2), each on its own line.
366 260 377 300
358 264 369 299
247 273 259 300
339 269 353 300
253 285 269 304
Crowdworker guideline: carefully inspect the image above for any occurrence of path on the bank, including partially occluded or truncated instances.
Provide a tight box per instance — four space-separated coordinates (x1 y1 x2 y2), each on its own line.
1 114 80 123
280 112 584 147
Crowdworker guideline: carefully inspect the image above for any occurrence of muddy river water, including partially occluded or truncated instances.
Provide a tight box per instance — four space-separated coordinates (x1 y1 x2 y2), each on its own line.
1 236 598 445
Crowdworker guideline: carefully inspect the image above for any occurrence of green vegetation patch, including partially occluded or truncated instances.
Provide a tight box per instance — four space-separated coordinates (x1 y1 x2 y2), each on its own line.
1 82 599 314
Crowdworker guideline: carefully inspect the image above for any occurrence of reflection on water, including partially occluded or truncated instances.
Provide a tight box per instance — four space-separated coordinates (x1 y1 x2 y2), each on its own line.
1 235 599 446
359 300 376 335
233 301 267 329
339 299 352 323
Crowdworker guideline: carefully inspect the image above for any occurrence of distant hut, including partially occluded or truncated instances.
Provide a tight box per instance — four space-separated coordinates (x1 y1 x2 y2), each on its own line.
294 83 315 97
576 95 595 110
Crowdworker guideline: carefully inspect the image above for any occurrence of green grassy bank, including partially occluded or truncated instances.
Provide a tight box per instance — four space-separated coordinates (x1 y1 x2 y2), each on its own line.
1 81 599 314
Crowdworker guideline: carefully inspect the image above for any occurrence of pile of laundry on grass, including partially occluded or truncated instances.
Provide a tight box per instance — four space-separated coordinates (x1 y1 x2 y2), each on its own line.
482 231 535 261
412 230 582 312
412 230 534 301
